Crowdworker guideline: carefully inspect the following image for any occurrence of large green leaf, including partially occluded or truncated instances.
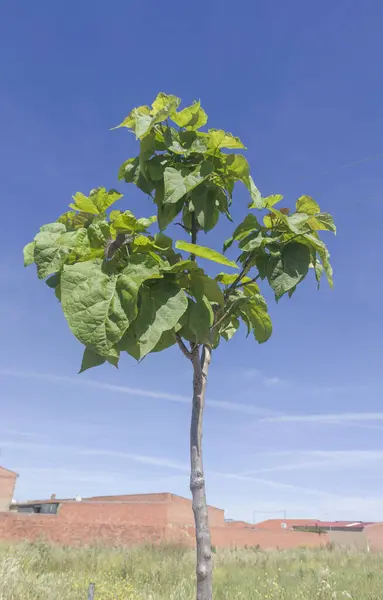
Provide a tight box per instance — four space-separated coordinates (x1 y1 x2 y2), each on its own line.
33 227 89 279
129 93 181 140
308 213 336 234
23 242 36 267
296 195 320 215
121 281 188 359
175 241 238 268
163 162 213 205
151 92 181 114
69 188 122 215
79 346 119 373
206 129 245 150
61 256 161 354
225 154 250 180
190 185 220 232
87 217 110 248
189 295 214 344
171 101 208 130
267 242 311 298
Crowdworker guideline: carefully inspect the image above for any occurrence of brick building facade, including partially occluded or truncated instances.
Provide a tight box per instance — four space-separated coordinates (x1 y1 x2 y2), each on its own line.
0 467 17 512
0 466 380 550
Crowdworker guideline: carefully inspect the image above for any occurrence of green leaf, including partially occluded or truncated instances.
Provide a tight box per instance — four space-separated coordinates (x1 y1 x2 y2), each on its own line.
246 176 264 209
163 162 213 205
308 213 337 234
57 211 90 230
79 347 119 373
215 273 238 285
242 301 272 343
200 274 224 306
151 92 181 114
112 105 151 130
191 185 220 232
40 223 66 233
221 316 240 341
23 242 35 267
224 214 261 251
189 295 214 344
225 154 250 180
121 281 188 359
238 231 263 252
264 194 284 208
61 255 161 354
206 129 245 150
267 242 311 298
69 188 122 215
88 217 110 248
128 94 181 140
33 228 88 279
175 241 238 269
151 329 177 353
111 211 156 234
155 181 184 230
171 101 208 130
296 195 320 215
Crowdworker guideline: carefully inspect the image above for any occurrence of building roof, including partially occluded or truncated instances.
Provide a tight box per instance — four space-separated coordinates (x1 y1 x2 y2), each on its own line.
13 492 222 511
0 466 18 477
256 518 373 530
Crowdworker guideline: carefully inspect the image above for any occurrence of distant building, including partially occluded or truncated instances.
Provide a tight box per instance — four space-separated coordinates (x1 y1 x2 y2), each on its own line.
0 466 18 512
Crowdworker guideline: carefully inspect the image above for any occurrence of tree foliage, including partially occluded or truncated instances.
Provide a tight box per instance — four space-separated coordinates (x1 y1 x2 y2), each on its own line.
24 92 335 373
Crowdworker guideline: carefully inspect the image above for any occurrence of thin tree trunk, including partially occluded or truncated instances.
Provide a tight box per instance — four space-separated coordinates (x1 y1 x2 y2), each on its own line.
190 344 213 600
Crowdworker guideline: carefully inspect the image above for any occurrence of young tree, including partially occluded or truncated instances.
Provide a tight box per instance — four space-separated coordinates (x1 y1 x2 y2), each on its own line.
24 92 335 600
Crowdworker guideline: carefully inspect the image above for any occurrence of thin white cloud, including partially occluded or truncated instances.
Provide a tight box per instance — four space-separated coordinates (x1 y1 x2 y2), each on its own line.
0 428 44 438
0 368 273 417
80 448 189 472
0 440 189 472
261 412 383 424
238 450 383 477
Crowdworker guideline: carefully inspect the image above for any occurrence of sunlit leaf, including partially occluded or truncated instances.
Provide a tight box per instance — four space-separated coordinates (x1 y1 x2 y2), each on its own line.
176 241 238 268
172 101 208 130
61 256 162 354
23 242 35 267
296 195 320 215
163 162 213 205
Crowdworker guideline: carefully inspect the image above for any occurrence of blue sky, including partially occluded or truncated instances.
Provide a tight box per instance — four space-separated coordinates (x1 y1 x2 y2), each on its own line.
1 0 383 523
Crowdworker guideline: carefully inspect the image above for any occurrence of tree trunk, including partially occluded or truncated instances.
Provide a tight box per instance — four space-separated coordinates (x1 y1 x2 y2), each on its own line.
190 344 213 600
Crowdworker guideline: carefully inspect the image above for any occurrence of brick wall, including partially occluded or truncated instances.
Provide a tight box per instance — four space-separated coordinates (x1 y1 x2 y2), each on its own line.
0 512 165 546
0 469 17 512
166 494 224 528
58 501 168 527
364 523 383 551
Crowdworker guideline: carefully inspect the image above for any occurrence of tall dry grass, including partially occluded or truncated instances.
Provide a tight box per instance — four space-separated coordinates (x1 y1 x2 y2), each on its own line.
0 542 382 599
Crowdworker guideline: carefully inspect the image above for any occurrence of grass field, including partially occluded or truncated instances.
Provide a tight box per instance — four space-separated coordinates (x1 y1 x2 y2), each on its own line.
0 542 382 600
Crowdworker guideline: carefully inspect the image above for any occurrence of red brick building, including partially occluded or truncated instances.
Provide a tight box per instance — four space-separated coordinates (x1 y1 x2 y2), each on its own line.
0 466 380 550
0 466 18 512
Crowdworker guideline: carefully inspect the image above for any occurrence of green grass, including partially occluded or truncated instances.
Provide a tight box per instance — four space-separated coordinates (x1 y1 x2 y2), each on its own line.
0 542 382 599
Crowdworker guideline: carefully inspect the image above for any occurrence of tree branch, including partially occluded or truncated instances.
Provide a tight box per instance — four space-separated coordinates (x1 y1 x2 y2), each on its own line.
235 274 260 289
176 334 193 360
